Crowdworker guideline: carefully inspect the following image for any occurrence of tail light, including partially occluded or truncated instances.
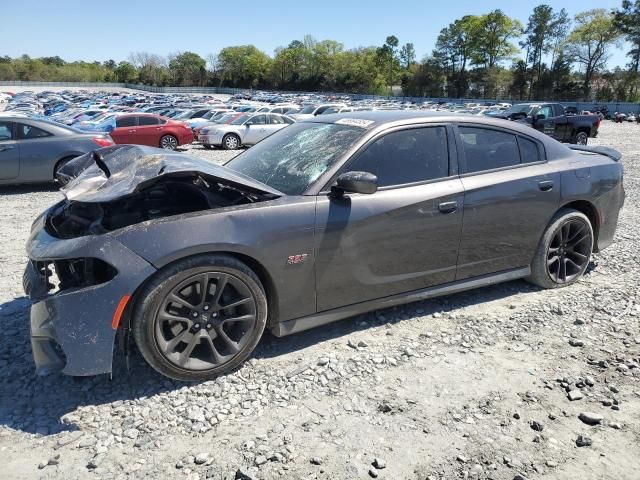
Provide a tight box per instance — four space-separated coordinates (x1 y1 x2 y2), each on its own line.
92 137 114 147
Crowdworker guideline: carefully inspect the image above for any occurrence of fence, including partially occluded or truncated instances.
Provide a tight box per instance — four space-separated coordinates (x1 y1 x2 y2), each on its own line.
2 81 640 114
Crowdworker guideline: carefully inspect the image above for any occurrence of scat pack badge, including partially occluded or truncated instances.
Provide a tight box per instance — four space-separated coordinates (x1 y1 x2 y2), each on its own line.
286 253 309 265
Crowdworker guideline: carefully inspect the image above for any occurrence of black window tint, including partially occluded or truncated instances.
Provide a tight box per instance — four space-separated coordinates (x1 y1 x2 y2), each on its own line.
347 127 449 187
553 104 565 117
18 123 51 139
138 116 160 126
0 121 12 141
518 137 540 163
459 127 520 173
116 116 136 128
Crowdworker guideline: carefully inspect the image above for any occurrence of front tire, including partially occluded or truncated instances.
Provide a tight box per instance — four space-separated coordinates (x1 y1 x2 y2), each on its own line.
222 133 240 150
160 134 178 150
527 209 593 289
132 254 267 381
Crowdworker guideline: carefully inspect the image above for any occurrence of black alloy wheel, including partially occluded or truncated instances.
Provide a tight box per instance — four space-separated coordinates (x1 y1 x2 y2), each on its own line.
546 218 592 284
527 208 593 289
155 271 257 370
132 254 267 381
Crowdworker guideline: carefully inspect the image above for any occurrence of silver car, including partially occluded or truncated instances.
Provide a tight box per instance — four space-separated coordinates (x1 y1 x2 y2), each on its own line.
0 117 114 185
198 113 295 150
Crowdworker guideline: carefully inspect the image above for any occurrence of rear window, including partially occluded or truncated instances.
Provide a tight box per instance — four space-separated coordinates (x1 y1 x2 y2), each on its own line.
18 124 51 139
459 127 520 173
518 137 541 163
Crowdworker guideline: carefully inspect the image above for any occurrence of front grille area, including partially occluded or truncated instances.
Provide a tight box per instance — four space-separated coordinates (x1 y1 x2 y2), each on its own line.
31 258 117 295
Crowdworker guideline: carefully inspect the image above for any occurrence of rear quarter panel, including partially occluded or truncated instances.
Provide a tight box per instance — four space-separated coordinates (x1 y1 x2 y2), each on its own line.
16 136 94 183
560 151 624 250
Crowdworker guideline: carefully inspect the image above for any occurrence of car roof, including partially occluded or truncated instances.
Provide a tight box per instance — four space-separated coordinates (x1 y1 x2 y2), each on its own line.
305 110 571 158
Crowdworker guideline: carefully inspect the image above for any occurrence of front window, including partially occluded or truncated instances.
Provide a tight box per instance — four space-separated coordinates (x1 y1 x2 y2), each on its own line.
225 123 365 195
298 105 316 114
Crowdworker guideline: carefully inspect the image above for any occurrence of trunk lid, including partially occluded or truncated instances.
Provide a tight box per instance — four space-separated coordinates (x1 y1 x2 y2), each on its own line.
568 144 622 162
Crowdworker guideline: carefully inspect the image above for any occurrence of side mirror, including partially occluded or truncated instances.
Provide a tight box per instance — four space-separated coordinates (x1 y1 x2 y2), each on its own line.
331 171 378 196
535 113 546 121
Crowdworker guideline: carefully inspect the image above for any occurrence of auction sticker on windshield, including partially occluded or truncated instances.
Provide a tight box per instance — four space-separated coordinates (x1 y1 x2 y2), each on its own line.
335 118 375 128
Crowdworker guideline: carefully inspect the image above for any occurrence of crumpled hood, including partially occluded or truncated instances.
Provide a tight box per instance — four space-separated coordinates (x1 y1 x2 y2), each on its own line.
59 145 283 202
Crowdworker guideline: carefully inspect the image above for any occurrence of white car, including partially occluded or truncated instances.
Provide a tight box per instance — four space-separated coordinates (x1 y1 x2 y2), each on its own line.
289 104 347 120
198 113 295 150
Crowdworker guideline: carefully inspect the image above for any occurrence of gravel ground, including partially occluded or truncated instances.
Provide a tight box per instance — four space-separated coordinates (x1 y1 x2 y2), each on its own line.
0 122 638 480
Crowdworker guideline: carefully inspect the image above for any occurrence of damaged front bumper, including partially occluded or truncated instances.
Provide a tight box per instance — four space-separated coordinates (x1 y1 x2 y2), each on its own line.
23 212 156 376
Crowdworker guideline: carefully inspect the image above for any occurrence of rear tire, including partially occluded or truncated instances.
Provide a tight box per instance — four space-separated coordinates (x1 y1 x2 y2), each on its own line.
527 209 593 289
132 254 267 381
222 133 240 150
160 134 178 150
53 156 77 186
574 131 588 145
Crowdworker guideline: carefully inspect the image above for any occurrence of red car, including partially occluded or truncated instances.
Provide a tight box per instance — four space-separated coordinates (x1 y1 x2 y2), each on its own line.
109 113 194 150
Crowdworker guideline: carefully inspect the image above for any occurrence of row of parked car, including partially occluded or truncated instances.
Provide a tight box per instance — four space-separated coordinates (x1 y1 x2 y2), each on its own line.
0 88 609 186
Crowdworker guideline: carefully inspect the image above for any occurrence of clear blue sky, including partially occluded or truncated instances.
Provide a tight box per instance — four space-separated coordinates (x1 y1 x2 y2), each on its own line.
1 0 630 67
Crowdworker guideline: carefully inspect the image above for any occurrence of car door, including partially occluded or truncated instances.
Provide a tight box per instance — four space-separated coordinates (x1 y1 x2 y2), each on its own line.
533 104 568 142
314 125 465 312
263 114 287 138
454 124 560 280
243 115 267 144
550 104 570 140
136 115 162 146
0 121 20 180
110 116 138 144
15 122 58 182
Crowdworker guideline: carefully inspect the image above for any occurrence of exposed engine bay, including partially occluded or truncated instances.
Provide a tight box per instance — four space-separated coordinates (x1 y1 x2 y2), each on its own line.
46 176 270 239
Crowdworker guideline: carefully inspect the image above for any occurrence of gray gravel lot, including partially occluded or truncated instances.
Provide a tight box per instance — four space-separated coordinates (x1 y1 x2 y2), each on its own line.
0 122 638 480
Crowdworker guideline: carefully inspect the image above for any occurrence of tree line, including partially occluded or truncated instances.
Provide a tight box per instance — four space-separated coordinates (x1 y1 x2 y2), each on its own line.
2 2 640 101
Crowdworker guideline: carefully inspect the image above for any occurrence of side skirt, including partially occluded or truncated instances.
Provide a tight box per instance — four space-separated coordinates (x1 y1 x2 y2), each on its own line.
271 267 530 337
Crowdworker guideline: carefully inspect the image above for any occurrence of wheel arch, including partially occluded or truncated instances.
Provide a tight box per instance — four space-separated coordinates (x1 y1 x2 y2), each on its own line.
122 250 280 333
53 154 82 179
557 200 600 252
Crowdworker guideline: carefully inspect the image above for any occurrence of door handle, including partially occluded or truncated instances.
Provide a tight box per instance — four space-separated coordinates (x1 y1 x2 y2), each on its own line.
128 129 136 133
438 201 458 214
0 146 14 152
538 180 554 192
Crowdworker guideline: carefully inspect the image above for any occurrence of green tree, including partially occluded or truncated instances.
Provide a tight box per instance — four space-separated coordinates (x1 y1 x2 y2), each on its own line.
521 5 570 99
216 45 272 88
565 9 620 99
169 51 206 86
614 0 640 98
114 61 138 83
400 43 416 69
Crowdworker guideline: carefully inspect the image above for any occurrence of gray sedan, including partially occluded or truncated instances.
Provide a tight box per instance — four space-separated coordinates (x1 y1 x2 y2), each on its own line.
0 117 114 185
